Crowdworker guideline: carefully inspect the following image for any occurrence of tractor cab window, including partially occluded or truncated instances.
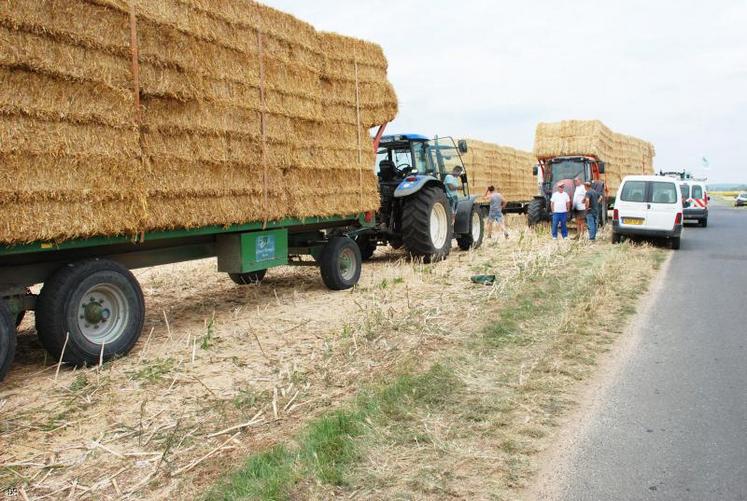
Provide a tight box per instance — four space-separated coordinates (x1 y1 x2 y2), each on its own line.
375 147 412 175
411 141 431 175
550 160 585 183
428 138 465 186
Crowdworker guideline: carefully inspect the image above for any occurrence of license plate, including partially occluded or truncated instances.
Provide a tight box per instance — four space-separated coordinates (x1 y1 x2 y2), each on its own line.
623 217 644 225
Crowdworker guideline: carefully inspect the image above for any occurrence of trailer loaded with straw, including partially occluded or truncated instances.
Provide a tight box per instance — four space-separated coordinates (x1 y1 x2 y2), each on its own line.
0 0 398 381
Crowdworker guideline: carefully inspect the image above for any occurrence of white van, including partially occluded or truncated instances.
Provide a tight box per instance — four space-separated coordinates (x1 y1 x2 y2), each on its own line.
612 175 684 249
680 180 709 227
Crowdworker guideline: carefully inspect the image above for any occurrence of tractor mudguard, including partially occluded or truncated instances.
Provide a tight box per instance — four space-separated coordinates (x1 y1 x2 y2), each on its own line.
393 175 441 198
454 197 478 234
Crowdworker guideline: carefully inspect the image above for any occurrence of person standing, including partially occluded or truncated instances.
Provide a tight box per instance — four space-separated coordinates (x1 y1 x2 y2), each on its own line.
485 185 509 239
573 178 587 238
444 166 463 214
550 184 571 240
584 181 602 241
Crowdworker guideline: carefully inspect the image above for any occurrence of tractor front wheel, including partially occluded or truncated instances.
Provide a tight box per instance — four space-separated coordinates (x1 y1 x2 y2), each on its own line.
401 186 453 262
0 302 17 382
527 199 547 227
457 208 484 251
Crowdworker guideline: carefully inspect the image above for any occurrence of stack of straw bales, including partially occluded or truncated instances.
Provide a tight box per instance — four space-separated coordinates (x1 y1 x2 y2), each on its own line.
0 0 398 245
533 120 655 193
460 140 537 202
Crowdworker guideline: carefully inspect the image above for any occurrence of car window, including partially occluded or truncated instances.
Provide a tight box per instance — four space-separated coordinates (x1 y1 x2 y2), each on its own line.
651 182 677 204
692 185 703 199
620 181 647 202
680 183 690 199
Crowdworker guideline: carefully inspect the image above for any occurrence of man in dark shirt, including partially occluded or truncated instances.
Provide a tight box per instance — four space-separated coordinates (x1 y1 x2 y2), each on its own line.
584 182 602 241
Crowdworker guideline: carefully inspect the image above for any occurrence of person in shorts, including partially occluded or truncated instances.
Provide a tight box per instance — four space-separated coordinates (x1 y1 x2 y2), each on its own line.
572 178 587 238
485 185 508 239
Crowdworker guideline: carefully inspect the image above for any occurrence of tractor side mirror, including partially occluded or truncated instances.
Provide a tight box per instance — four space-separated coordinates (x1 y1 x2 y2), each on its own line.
458 140 468 154
598 162 606 174
533 165 539 176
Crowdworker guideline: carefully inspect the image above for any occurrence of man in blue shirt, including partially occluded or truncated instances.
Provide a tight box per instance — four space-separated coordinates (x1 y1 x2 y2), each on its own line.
444 166 463 214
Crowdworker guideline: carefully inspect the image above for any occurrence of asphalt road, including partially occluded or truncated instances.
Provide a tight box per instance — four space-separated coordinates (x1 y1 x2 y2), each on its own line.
558 204 747 500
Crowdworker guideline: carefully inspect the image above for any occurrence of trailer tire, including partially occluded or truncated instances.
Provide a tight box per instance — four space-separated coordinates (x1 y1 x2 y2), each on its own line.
527 199 546 227
36 259 145 366
0 302 17 382
319 237 362 291
401 186 453 262
355 236 377 261
229 269 267 285
457 208 484 250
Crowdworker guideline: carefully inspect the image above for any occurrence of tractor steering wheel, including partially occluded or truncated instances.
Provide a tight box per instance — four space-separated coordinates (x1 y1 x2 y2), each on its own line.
396 164 413 176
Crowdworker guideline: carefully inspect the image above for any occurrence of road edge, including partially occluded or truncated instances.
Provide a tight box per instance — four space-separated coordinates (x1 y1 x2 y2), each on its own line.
522 250 674 500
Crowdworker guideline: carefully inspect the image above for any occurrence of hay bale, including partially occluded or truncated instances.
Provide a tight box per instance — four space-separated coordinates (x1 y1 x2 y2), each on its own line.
533 120 655 193
1 0 398 245
460 140 537 202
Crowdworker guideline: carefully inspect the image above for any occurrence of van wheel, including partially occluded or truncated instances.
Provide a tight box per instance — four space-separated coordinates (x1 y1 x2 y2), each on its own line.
611 233 622 244
36 259 145 365
671 237 681 250
701 218 708 228
0 302 17 382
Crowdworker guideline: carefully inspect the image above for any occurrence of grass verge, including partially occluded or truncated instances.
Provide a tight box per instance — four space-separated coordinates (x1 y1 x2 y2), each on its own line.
207 239 665 500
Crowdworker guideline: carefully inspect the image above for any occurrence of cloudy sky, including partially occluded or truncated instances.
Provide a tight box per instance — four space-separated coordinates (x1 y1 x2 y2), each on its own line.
264 1 746 183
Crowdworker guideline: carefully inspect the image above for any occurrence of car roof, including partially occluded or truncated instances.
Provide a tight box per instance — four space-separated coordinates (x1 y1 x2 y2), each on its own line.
622 175 678 182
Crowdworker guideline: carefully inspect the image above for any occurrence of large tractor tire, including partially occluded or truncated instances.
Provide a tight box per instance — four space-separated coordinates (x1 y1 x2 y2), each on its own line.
0 301 17 382
355 235 377 261
401 186 453 263
319 237 362 290
457 207 485 251
229 269 267 285
36 259 145 365
527 198 547 227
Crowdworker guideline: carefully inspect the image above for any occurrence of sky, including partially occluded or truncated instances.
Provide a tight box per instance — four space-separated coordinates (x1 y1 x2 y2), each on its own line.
264 1 747 183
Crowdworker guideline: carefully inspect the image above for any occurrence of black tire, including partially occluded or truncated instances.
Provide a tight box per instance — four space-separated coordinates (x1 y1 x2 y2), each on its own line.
527 199 546 227
36 259 145 365
355 236 377 261
457 208 485 251
671 237 681 250
229 269 267 285
319 237 362 291
0 301 17 382
701 218 708 228
611 232 622 244
401 186 453 262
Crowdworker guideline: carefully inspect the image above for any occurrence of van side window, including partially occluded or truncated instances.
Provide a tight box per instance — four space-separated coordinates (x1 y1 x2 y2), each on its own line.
651 182 677 204
692 185 703 199
621 181 647 202
680 184 690 199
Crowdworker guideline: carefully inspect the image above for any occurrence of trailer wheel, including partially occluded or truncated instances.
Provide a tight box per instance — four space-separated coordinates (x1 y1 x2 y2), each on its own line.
36 259 145 365
229 269 267 285
319 237 362 291
355 235 377 261
527 199 546 227
401 186 453 262
0 302 17 382
457 208 484 250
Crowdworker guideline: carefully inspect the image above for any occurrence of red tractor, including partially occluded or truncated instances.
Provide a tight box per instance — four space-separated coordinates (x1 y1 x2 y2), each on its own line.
527 155 609 226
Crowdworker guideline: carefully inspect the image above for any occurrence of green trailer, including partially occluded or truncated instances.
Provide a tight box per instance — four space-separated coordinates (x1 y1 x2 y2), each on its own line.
0 213 373 381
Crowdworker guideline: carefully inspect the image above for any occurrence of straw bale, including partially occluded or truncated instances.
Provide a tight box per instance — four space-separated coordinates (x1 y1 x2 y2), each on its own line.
0 67 132 127
460 139 537 202
533 120 655 193
1 0 397 245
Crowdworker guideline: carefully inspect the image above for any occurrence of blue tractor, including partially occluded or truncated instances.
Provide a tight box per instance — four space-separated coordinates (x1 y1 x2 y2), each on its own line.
357 134 484 262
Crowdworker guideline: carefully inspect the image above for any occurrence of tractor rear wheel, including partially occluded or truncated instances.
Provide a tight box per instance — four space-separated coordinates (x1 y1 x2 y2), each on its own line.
527 199 546 227
355 235 377 261
36 259 145 365
229 269 267 285
457 208 484 250
0 301 17 382
401 186 453 262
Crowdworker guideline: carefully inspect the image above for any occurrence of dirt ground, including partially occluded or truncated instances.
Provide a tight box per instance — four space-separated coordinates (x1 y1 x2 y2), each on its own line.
1 217 539 500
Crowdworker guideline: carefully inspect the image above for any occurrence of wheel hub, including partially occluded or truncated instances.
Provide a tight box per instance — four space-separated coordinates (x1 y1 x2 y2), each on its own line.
77 284 128 344
82 299 110 325
338 248 356 281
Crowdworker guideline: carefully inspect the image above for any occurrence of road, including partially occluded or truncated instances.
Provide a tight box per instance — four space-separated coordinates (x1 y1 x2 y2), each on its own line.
546 204 747 500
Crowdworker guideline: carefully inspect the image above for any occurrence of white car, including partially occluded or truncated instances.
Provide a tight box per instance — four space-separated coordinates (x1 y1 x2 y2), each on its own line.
612 175 684 249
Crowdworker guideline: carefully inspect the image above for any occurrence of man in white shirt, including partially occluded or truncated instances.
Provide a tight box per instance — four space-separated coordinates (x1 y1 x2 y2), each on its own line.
550 184 571 240
572 178 587 238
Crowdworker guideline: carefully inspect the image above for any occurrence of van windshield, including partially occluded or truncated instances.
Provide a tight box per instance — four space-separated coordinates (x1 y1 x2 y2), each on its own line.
692 185 703 199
